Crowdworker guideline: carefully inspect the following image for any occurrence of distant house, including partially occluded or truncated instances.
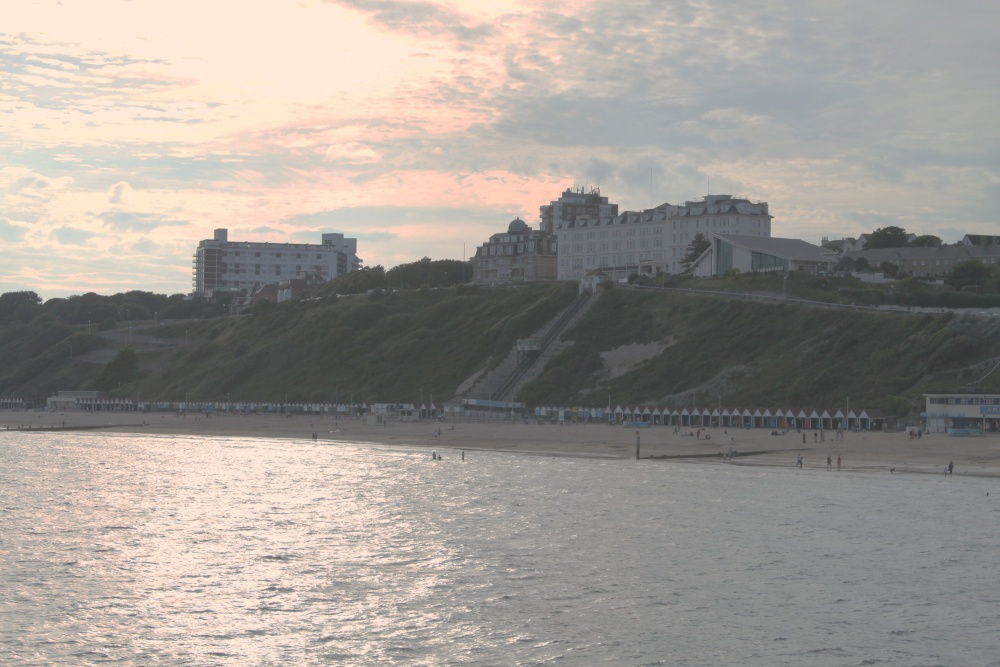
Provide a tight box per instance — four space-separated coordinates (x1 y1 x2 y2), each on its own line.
821 237 850 254
962 234 1000 247
828 232 919 254
471 218 558 286
277 272 325 302
690 233 839 277
845 245 1000 278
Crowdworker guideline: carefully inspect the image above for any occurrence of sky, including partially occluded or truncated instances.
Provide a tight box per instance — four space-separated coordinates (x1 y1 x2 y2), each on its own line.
3 0 999 298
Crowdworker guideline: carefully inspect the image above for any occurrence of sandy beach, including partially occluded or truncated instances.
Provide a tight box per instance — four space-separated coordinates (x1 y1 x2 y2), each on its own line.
5 408 1000 478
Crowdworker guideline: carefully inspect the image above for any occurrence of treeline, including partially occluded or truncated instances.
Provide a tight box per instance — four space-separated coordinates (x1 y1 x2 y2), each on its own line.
0 290 226 328
320 258 471 295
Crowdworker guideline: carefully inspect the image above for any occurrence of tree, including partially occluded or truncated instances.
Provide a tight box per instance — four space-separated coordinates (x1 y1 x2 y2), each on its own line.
908 235 942 248
945 259 990 290
0 291 42 325
879 261 901 279
885 395 910 418
865 226 909 249
327 266 387 294
681 233 711 273
99 347 141 389
386 259 471 289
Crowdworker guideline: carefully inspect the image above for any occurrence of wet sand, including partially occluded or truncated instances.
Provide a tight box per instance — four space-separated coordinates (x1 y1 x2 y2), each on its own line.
3 410 999 477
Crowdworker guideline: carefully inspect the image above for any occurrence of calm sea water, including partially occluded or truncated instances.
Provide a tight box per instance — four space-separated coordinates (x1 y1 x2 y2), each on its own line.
1 432 998 666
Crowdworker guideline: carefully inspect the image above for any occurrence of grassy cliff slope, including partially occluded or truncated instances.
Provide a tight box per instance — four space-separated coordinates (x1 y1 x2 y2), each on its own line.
2 282 999 417
516 288 1000 413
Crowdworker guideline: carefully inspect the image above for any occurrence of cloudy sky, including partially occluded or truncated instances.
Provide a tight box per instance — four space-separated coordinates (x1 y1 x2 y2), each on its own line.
3 0 999 298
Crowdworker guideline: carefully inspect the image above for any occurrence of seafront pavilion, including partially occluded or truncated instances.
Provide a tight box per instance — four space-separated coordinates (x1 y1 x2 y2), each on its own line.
923 392 1000 434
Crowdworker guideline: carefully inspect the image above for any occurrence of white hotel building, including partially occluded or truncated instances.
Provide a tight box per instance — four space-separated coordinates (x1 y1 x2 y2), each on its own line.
192 228 361 296
551 193 772 282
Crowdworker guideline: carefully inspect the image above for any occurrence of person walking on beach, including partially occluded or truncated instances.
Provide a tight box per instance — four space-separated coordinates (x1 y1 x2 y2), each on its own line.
948 460 953 475
796 453 803 468
837 455 841 471
826 455 832 470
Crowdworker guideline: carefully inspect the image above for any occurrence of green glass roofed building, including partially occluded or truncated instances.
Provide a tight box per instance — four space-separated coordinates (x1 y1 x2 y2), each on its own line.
692 233 838 277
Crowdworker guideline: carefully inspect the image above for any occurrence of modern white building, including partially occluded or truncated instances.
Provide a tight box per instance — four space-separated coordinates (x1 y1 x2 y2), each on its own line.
923 392 1000 434
691 233 839 277
554 194 772 282
192 228 361 297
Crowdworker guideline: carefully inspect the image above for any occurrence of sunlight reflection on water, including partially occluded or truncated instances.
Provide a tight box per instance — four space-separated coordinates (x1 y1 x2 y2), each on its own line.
2 432 999 666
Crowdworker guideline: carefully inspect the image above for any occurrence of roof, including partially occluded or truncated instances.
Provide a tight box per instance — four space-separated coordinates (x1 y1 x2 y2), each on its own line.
845 244 1000 263
963 234 1000 246
508 217 529 233
712 234 839 263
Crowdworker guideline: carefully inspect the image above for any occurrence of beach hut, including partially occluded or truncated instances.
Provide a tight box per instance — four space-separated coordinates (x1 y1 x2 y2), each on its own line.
641 406 652 424
808 410 820 429
762 408 773 429
651 407 662 425
821 410 833 430
847 409 858 430
784 409 796 429
680 407 690 427
833 409 846 430
751 408 762 428
711 408 720 427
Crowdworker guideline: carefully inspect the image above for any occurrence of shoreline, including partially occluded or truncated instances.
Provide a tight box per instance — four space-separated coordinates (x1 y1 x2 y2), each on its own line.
4 410 1000 478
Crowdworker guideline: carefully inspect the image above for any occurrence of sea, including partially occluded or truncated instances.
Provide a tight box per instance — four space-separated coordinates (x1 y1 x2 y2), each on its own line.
1 432 998 667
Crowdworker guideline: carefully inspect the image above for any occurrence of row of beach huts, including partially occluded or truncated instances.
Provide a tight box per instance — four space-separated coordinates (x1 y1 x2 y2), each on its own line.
36 391 888 431
534 405 887 430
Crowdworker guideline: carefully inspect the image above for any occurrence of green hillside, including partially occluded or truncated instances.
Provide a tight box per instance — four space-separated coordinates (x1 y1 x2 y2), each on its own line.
2 280 999 418
518 287 1000 412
